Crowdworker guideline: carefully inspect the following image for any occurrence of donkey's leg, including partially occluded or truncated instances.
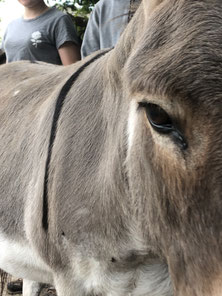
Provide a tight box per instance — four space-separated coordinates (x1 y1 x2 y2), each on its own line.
22 280 47 296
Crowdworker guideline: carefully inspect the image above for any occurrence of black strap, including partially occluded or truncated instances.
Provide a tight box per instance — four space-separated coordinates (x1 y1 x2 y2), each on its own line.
42 49 111 230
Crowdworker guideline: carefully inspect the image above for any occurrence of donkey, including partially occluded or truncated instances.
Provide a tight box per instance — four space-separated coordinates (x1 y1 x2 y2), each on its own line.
0 0 222 295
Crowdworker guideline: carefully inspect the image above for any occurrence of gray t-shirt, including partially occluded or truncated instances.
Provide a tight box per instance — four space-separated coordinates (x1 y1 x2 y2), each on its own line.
81 0 130 58
2 7 79 64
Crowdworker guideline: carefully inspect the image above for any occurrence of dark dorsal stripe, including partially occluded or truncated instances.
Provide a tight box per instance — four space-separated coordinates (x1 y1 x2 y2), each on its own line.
42 49 111 231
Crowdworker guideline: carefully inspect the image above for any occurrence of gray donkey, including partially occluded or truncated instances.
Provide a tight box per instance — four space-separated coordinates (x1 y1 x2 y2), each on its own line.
0 0 222 295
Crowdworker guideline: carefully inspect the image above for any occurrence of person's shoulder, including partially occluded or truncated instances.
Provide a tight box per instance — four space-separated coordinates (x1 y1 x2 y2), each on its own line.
93 0 130 13
48 7 65 17
94 0 109 10
7 16 23 28
95 0 129 8
41 7 72 27
44 7 68 21
91 0 114 17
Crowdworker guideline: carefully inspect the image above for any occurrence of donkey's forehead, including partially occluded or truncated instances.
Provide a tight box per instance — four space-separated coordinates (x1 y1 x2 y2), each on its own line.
126 0 222 107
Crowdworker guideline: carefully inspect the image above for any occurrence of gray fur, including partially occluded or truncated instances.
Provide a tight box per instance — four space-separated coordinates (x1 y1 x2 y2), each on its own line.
0 0 222 295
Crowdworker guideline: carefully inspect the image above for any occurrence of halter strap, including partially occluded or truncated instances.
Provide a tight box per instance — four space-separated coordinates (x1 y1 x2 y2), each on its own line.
42 49 111 230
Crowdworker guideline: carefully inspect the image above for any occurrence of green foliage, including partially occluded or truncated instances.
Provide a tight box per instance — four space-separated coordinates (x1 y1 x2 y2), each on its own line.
47 0 99 40
50 0 99 14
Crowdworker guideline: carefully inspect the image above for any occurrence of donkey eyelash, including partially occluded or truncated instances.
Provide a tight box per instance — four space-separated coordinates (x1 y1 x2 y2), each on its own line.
138 102 188 150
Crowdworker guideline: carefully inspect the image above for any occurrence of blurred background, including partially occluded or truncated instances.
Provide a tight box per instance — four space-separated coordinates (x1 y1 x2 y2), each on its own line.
0 0 99 42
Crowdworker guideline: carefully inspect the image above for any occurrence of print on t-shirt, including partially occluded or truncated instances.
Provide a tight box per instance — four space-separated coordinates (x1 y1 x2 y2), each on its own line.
31 31 42 48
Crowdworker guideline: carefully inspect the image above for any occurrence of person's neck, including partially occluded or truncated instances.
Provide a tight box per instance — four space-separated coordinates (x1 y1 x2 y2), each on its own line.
23 3 49 20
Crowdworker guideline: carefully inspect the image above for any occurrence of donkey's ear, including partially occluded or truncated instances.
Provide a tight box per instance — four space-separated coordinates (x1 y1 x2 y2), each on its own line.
143 0 166 19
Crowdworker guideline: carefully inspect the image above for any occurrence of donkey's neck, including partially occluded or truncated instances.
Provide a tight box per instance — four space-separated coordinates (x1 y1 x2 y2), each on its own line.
96 5 147 229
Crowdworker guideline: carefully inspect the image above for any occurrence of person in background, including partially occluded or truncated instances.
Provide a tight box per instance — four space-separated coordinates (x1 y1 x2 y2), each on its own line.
2 0 81 65
81 0 140 58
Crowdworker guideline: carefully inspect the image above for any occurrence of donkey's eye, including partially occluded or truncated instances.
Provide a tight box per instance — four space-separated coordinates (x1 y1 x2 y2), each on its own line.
139 103 173 134
138 102 188 150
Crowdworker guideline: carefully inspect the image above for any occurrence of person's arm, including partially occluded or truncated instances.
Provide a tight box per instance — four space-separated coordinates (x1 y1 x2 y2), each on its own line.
55 14 81 65
58 41 80 65
81 4 101 59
